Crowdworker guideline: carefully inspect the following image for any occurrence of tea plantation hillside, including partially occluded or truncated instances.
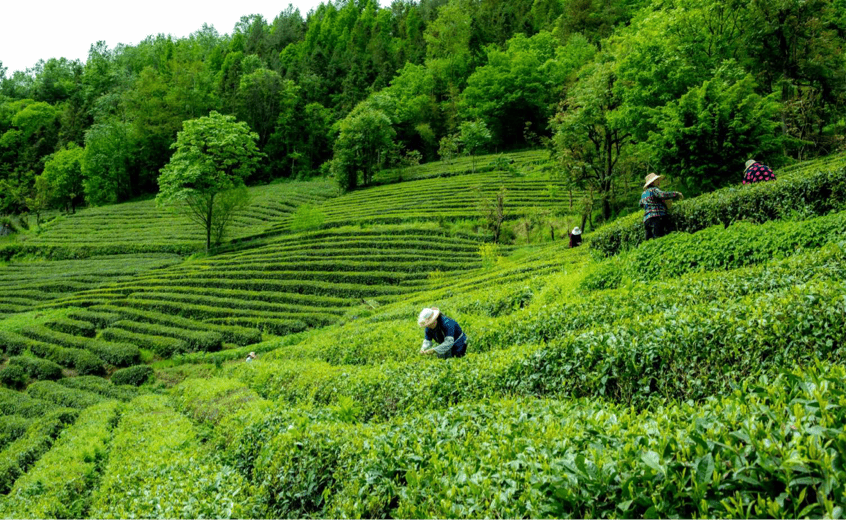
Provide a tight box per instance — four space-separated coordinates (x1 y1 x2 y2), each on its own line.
1 152 846 518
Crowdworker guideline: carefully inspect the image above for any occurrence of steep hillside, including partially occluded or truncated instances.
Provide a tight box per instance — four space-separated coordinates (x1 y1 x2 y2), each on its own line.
1 152 845 518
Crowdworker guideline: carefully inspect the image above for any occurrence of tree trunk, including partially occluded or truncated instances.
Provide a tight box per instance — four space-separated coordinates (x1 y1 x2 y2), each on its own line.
205 195 214 252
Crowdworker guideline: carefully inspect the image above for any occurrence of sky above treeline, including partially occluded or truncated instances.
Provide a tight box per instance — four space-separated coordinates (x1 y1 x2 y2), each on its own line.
1 0 337 74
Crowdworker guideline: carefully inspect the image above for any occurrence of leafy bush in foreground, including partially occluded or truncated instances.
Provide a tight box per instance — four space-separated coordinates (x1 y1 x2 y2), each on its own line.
0 408 78 494
89 394 256 518
0 401 119 519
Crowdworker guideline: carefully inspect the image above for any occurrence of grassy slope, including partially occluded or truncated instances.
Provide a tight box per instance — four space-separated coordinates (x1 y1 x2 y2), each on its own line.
1 151 845 517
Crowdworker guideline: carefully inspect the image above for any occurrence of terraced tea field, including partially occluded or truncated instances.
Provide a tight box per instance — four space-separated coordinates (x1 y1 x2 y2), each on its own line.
1 151 845 518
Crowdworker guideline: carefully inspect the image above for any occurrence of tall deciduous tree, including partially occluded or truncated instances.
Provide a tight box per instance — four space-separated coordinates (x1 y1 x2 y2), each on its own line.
458 120 492 172
157 111 262 251
332 99 397 191
42 142 85 213
551 61 630 220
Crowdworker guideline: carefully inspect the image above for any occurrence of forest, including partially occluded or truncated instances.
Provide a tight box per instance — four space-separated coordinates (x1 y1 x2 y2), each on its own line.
1 0 845 220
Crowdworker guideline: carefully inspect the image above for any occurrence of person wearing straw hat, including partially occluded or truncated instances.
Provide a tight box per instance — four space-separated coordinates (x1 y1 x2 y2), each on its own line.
743 159 776 184
640 173 683 240
418 307 468 359
245 352 257 362
568 226 582 248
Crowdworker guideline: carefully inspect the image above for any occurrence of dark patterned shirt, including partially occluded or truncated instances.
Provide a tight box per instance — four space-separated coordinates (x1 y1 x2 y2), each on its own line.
743 162 776 184
640 187 681 222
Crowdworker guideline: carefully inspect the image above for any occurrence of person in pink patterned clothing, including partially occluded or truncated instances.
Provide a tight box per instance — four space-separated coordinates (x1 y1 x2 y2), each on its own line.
743 159 776 184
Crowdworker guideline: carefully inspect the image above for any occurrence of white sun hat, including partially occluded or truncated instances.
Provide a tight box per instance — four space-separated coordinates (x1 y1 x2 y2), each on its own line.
572 226 581 235
417 307 440 327
643 172 662 189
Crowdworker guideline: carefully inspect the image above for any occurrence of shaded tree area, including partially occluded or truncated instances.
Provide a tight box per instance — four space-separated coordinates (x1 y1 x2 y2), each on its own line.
1 0 845 213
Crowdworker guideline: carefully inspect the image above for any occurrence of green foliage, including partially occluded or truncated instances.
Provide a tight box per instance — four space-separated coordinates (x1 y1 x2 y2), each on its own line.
58 376 140 401
0 415 31 451
0 401 119 519
157 111 262 251
591 157 846 256
0 408 78 494
27 381 106 409
0 388 57 418
648 67 786 194
111 365 154 386
45 317 96 337
41 143 85 212
289 203 326 232
89 394 256 518
0 365 27 390
332 100 397 191
81 119 134 206
9 355 63 381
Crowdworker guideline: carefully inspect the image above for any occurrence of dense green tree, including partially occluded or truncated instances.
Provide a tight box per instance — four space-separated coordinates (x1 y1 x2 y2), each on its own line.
332 99 397 191
41 143 85 213
458 120 492 172
461 31 595 147
647 68 785 193
81 118 135 205
157 111 262 251
551 61 631 220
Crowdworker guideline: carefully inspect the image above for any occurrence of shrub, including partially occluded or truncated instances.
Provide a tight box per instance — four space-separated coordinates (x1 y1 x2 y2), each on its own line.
111 365 153 386
26 381 105 409
0 388 56 418
99 327 187 357
9 356 63 380
0 365 27 390
44 318 96 337
0 408 78 494
0 416 31 451
111 320 222 351
591 161 846 256
58 376 139 401
0 401 119 518
66 309 120 329
89 395 257 518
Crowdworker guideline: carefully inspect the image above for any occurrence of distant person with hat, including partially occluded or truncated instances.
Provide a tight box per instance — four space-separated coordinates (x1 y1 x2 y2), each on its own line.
743 159 776 184
418 307 468 359
245 351 257 362
568 226 582 248
640 173 683 240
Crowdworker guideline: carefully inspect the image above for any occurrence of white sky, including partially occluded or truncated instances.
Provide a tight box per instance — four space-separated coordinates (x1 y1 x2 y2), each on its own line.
1 0 334 75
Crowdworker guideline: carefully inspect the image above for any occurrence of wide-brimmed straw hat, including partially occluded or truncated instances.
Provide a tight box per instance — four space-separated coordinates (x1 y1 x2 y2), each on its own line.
571 226 581 235
643 173 662 189
745 159 756 169
418 307 440 327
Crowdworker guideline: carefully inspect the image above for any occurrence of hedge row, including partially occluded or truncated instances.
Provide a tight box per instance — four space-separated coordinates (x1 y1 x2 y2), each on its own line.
112 319 223 351
123 291 347 319
591 161 846 256
115 276 410 298
90 304 262 346
0 415 31 452
114 297 340 329
235 273 846 421
89 395 257 518
582 211 846 290
0 330 105 375
0 401 120 519
20 325 139 367
44 317 96 337
66 308 121 329
0 242 198 261
0 388 57 418
9 355 63 381
99 326 188 357
0 408 78 494
111 365 154 386
58 376 140 402
198 364 846 519
205 317 311 336
26 381 106 410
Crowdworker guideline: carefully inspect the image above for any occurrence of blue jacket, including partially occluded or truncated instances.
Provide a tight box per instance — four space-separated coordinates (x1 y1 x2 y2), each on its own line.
424 315 467 357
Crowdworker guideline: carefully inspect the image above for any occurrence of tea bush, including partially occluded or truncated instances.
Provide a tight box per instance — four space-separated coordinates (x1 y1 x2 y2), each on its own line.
58 376 140 401
0 388 57 418
0 365 27 390
89 394 257 518
0 408 78 494
591 158 846 256
20 326 139 367
9 355 63 381
110 365 153 386
0 401 119 518
26 381 105 409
